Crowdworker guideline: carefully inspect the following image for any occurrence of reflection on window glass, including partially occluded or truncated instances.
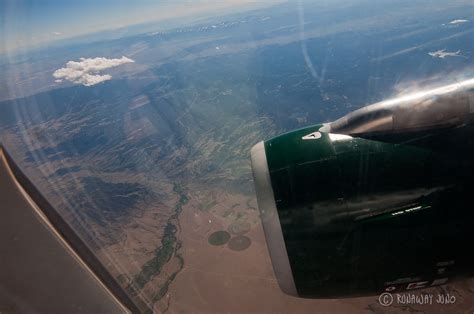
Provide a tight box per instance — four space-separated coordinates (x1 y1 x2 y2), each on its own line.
1 0 474 312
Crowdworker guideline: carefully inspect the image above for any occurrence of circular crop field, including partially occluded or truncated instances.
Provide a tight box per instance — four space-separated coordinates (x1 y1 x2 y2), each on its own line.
227 235 251 251
208 230 231 246
228 221 251 235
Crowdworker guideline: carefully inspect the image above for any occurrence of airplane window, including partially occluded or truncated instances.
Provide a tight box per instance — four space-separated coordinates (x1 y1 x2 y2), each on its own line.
1 0 474 312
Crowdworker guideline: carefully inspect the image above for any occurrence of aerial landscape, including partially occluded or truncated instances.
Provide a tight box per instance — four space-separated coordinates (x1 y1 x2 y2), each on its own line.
1 0 474 312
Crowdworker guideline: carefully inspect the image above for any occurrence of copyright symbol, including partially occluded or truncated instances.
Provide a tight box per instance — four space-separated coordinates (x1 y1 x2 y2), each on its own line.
379 292 393 307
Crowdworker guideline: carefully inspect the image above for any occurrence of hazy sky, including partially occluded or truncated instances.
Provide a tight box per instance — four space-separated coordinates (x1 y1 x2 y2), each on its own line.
0 0 276 54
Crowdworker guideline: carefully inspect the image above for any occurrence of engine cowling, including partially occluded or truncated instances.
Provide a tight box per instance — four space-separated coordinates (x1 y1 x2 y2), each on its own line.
251 81 474 298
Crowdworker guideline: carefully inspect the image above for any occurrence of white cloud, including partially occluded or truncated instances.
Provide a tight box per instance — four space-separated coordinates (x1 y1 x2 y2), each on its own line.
449 19 469 25
428 49 461 59
53 32 62 36
53 56 134 86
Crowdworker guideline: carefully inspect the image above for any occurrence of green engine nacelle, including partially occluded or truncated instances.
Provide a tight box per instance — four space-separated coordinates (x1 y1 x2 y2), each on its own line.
251 80 474 298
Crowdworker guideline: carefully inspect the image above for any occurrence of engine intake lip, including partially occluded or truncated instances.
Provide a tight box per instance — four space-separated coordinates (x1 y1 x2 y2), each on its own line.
250 141 297 296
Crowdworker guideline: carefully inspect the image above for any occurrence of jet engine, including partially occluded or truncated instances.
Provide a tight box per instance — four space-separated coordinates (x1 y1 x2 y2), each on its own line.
251 80 474 297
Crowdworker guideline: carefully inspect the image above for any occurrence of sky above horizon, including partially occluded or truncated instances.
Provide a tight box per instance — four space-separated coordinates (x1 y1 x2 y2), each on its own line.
0 0 276 54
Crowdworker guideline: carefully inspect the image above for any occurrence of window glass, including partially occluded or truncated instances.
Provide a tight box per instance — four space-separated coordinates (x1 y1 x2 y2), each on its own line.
1 0 474 312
